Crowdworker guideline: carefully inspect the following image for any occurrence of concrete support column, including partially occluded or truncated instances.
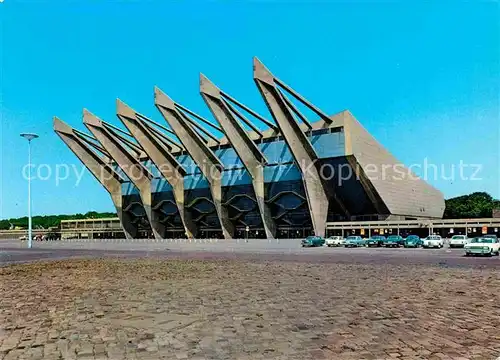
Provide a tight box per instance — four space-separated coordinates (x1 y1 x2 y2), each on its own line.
200 75 277 239
116 99 197 238
154 87 235 239
253 58 342 237
110 191 140 239
53 117 138 239
83 110 166 240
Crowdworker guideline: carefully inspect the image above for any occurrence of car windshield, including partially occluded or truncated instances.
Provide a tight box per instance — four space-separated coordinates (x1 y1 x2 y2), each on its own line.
388 235 399 239
484 235 497 239
406 236 418 241
428 236 440 240
471 238 493 243
451 235 465 239
346 236 359 240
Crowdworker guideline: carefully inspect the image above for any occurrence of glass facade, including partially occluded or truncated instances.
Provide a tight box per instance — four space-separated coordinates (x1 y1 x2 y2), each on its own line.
114 127 384 238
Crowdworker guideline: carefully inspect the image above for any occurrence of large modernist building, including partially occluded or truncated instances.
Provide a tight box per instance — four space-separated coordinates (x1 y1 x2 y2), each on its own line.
54 58 445 239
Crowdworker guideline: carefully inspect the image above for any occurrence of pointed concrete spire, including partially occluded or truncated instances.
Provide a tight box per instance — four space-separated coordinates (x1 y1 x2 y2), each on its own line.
199 73 221 98
83 108 102 127
253 57 274 85
53 116 73 134
116 98 137 119
154 86 176 110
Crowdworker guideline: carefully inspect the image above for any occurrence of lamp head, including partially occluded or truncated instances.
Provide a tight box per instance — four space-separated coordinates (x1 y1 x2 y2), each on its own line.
20 133 39 141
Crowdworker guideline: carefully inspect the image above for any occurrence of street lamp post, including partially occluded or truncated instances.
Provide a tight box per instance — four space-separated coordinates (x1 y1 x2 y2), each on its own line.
20 133 39 249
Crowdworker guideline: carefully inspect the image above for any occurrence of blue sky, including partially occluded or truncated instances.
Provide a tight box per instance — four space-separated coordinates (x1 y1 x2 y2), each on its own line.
1 1 499 219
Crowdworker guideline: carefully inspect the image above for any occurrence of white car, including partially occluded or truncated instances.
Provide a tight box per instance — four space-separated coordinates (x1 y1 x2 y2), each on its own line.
449 235 469 248
464 237 500 256
422 235 444 248
325 236 345 247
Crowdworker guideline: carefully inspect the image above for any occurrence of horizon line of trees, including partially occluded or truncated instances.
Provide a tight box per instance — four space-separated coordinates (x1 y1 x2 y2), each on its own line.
1 192 498 230
0 211 117 230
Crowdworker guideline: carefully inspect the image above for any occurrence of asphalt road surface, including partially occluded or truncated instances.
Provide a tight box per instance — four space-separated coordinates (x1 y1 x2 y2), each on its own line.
1 240 500 359
1 239 499 268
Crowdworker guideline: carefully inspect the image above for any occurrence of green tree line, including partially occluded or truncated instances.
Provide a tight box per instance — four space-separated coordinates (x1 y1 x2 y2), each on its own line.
0 211 117 230
443 192 500 219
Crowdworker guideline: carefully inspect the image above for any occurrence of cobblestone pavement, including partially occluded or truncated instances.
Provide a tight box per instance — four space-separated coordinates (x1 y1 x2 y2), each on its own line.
1 259 499 360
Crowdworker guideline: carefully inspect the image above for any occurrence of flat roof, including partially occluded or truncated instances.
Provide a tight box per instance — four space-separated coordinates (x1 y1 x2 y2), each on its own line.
326 218 500 229
60 217 120 223
58 217 500 230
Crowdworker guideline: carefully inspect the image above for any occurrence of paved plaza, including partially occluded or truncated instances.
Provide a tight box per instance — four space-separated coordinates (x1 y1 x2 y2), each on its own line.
0 241 499 359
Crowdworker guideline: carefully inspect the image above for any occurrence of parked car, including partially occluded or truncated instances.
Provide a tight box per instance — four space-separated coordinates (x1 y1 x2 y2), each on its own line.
366 235 386 247
403 235 422 248
301 236 325 247
449 235 469 248
325 236 344 247
344 236 365 247
18 235 27 241
422 235 444 248
384 235 403 247
464 237 500 256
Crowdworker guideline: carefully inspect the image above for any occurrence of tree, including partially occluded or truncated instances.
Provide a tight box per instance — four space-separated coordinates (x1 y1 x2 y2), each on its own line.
444 192 499 219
